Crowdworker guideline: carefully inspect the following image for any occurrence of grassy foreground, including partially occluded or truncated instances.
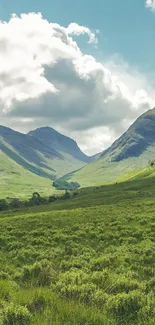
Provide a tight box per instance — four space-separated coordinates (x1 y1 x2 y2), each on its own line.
1 177 155 324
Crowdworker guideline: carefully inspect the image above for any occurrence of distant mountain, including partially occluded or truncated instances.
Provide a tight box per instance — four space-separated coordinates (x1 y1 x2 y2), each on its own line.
28 127 94 163
4 105 155 194
64 108 155 186
0 125 98 197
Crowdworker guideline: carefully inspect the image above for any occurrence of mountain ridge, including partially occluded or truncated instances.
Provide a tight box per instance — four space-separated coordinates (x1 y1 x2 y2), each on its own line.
28 126 93 163
0 125 99 197
101 108 155 162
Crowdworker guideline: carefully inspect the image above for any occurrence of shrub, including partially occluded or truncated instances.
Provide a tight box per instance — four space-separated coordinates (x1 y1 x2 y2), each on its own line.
48 195 57 202
9 199 22 209
92 290 109 307
107 290 144 319
27 294 46 313
149 160 155 167
0 280 18 301
2 304 31 325
62 191 71 200
109 277 139 294
22 260 55 286
0 200 8 211
53 180 80 190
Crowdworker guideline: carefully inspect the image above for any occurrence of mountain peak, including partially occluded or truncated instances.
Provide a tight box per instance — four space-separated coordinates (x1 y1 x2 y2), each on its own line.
28 126 77 145
28 126 93 163
101 107 155 162
0 125 15 134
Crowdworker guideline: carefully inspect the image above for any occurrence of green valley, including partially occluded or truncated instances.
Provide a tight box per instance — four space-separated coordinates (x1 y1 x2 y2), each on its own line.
1 4 155 325
0 126 96 197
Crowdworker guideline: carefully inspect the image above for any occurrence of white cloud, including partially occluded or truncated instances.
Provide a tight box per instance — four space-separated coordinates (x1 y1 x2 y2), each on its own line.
0 12 155 154
66 23 98 44
146 0 155 11
70 126 116 156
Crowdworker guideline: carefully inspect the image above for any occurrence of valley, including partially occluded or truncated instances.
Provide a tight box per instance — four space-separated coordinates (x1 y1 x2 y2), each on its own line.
1 109 155 324
1 4 155 325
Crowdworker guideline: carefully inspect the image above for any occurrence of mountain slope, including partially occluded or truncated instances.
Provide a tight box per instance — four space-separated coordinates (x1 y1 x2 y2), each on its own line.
0 125 95 195
0 151 55 199
0 125 61 180
116 161 155 183
28 127 95 163
101 108 155 162
65 108 155 186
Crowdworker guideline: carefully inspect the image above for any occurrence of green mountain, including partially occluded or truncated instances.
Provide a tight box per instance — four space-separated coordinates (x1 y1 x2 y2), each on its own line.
0 125 95 197
65 108 155 186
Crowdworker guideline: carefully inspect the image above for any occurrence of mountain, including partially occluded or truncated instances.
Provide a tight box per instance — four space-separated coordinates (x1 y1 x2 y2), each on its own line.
64 108 155 187
101 108 155 162
0 125 62 179
28 127 94 163
0 125 96 197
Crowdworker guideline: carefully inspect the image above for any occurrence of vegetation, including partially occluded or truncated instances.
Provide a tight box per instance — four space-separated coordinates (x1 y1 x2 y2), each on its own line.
0 191 73 211
1 175 155 324
65 108 155 187
0 152 57 199
53 179 80 190
0 126 91 197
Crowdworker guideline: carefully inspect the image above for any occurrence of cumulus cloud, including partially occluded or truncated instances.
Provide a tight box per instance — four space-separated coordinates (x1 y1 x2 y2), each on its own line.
66 23 98 44
0 12 155 154
146 0 155 11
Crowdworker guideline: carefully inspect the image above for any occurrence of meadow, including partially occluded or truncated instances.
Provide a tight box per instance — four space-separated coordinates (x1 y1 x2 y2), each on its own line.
1 176 155 324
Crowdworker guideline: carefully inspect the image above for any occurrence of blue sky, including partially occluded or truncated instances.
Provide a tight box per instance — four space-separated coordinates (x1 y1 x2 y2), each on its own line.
1 0 155 73
0 0 155 154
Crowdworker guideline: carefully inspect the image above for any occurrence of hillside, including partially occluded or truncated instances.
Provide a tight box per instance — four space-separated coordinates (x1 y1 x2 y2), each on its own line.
28 127 94 163
1 176 155 324
101 108 155 162
0 125 95 196
116 160 155 183
0 151 56 199
64 108 155 186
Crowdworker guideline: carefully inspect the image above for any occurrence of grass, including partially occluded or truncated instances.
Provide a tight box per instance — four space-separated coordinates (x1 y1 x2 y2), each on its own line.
0 149 87 199
0 152 56 199
65 145 155 187
0 133 88 188
1 174 155 323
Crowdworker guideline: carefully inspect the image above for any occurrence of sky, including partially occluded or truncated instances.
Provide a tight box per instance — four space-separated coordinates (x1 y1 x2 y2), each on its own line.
0 0 155 154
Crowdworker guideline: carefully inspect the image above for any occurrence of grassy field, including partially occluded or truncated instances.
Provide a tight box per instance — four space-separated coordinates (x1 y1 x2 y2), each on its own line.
0 152 57 199
1 175 155 324
65 146 155 187
0 139 88 199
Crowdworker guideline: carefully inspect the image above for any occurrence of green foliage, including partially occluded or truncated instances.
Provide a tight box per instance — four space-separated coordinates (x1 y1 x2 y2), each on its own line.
2 304 31 325
0 200 7 211
2 178 155 324
21 260 54 286
107 291 144 319
53 179 80 190
149 160 155 167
